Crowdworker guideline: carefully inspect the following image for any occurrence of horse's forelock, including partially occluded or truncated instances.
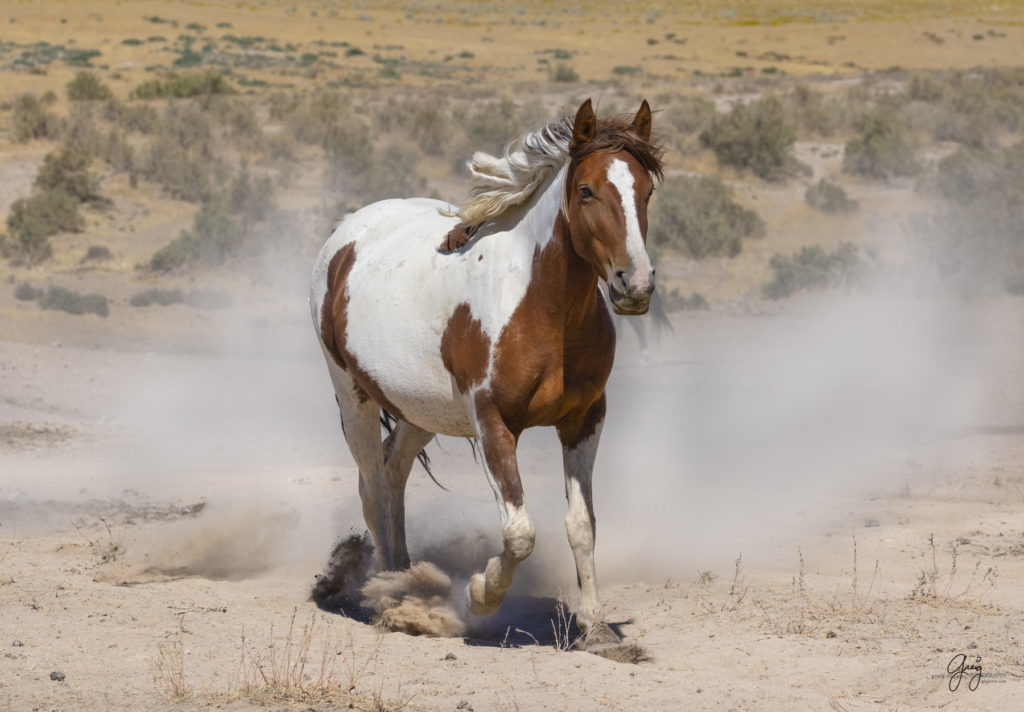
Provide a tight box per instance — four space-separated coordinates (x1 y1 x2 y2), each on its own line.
570 115 665 182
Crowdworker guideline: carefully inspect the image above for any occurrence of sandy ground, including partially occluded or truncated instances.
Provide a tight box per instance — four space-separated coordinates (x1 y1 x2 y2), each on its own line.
1 290 1022 711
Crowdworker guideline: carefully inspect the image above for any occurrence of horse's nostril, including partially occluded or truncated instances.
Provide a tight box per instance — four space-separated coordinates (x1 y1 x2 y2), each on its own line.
613 269 628 290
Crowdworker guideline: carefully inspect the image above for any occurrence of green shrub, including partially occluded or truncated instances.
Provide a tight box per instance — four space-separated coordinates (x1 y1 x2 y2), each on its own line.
914 142 1024 291
6 190 84 263
700 97 798 181
148 167 277 270
81 245 112 263
103 100 160 133
142 134 213 202
66 71 112 101
805 179 858 214
762 243 861 299
550 63 579 82
787 84 843 137
14 282 43 301
39 286 109 317
132 71 236 99
649 174 765 259
662 96 716 136
35 145 106 204
130 287 185 306
149 231 196 271
843 108 918 180
13 93 61 142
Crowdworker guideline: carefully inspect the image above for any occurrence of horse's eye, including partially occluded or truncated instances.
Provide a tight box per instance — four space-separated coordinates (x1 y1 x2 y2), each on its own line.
579 185 594 200
646 187 654 202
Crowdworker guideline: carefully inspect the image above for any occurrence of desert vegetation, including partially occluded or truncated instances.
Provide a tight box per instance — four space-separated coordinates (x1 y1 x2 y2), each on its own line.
2 9 1023 311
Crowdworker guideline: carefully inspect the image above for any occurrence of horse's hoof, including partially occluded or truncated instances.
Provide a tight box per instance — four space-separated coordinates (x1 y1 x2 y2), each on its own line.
465 574 500 617
575 622 621 651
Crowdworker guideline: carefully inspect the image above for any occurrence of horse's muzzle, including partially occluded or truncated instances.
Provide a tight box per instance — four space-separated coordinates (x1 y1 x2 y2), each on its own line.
609 268 654 315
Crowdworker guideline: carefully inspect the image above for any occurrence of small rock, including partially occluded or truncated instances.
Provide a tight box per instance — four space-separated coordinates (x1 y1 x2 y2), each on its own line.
826 630 837 639
12 640 22 647
956 537 971 545
968 641 977 649
49 671 65 682
444 652 457 661
456 701 473 711
864 519 879 528
696 687 703 693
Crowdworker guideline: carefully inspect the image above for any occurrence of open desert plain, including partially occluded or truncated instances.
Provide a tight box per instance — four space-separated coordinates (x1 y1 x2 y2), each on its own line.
1 1 1024 710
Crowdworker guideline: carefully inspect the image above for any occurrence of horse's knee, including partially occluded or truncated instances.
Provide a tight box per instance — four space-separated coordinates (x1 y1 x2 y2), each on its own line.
503 506 535 561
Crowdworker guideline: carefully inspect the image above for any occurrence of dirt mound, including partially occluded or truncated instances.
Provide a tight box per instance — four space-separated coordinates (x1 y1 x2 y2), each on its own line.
310 533 465 636
362 562 465 637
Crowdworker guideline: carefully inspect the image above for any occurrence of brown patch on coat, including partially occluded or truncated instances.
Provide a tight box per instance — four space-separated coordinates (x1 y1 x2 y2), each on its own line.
439 222 482 253
473 389 524 507
320 243 356 372
488 210 616 440
320 241 407 418
557 393 606 450
440 303 491 392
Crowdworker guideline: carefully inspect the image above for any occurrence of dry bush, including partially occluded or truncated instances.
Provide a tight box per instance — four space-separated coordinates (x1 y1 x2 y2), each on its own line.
911 534 998 609
700 97 801 182
912 142 1024 293
12 93 61 142
762 243 862 300
805 179 858 214
649 174 764 259
133 70 236 99
149 624 190 701
72 517 122 561
757 540 889 637
103 100 161 133
786 83 844 138
843 108 918 180
235 609 412 710
66 71 112 101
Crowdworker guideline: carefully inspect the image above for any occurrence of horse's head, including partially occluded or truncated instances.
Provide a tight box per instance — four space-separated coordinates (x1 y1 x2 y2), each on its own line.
564 99 663 315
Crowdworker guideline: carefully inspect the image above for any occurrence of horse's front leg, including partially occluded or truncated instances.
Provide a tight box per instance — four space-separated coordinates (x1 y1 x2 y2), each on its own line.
465 394 535 617
557 394 620 648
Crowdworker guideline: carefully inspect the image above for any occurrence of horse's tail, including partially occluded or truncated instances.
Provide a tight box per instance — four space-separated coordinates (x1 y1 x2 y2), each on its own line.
379 409 447 491
649 288 675 340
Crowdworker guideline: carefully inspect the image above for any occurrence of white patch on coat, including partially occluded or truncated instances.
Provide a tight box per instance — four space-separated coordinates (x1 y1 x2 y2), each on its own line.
606 158 652 288
310 166 568 437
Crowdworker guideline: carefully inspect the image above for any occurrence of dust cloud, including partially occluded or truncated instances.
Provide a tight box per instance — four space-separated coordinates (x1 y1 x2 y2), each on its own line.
592 289 1018 579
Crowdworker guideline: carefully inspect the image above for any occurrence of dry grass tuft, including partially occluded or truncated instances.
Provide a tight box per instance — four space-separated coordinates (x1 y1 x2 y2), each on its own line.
149 622 190 701
234 608 413 710
72 517 122 564
911 533 998 610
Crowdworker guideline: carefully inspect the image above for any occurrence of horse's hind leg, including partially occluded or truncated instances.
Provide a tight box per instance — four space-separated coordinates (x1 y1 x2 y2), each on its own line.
328 366 396 570
381 421 434 570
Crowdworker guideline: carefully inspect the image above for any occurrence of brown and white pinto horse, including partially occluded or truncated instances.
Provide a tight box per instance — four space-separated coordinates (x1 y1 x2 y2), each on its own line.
311 99 663 647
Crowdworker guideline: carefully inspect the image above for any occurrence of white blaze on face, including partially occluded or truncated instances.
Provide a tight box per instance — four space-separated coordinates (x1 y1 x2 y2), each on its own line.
606 158 653 292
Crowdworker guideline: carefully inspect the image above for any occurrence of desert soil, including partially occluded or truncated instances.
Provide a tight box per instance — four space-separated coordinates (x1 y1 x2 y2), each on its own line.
1 292 1022 712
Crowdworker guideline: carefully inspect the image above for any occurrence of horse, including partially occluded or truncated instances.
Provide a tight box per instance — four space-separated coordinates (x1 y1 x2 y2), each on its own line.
310 98 663 648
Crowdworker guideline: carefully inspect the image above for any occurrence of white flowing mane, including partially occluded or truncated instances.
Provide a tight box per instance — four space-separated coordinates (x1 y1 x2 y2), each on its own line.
458 115 574 226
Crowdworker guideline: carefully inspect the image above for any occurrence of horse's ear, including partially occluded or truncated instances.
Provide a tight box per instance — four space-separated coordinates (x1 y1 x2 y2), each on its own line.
632 100 652 142
571 99 597 149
